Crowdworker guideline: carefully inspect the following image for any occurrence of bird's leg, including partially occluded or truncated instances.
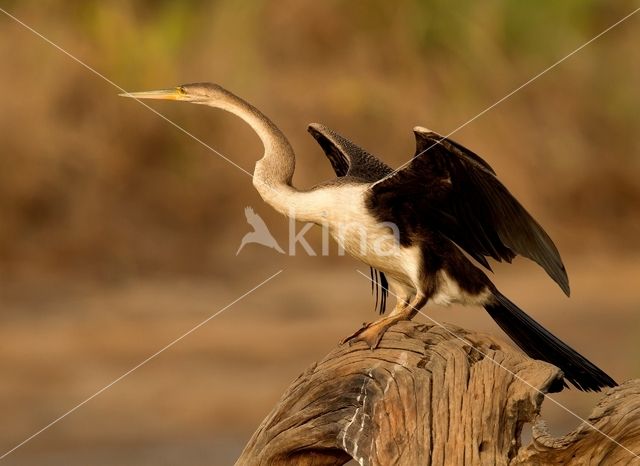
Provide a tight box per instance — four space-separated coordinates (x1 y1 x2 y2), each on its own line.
342 293 427 349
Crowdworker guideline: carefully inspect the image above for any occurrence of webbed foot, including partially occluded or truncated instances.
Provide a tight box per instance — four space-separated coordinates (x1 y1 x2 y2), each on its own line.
340 319 396 349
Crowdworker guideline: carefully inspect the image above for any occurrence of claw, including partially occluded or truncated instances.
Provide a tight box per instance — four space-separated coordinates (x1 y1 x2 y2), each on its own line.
340 320 394 349
340 322 370 346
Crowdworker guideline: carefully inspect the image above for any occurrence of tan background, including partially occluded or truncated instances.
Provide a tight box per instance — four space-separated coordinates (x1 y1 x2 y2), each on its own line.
1 1 639 464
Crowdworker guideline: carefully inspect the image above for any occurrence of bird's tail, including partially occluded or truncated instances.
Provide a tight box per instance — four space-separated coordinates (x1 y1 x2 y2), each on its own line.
484 291 617 392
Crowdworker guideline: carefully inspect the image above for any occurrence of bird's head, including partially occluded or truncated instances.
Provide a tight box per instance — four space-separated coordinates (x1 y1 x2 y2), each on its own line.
119 82 230 104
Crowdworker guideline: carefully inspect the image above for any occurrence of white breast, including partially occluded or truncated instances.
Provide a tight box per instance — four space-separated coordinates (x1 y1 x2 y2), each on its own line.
296 184 423 289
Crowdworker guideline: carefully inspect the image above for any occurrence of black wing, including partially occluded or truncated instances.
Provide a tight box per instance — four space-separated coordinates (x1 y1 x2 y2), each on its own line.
308 123 391 312
307 123 392 181
370 127 570 296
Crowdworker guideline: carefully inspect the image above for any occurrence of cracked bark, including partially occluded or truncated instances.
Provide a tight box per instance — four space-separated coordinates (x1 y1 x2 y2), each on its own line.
235 321 640 465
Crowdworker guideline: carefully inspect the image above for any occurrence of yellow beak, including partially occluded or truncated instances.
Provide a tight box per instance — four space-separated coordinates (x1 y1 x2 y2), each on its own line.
119 87 187 100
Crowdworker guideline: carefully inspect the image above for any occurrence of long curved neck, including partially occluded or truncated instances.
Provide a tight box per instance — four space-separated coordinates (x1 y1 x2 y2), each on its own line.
203 89 298 214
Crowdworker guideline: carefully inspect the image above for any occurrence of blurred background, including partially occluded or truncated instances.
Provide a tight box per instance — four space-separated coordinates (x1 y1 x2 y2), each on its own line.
1 0 639 464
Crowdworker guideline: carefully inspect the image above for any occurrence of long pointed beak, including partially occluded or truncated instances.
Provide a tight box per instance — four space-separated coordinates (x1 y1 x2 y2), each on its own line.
119 87 187 100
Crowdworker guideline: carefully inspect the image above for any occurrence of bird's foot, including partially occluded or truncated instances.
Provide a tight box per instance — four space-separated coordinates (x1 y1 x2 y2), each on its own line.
340 319 395 349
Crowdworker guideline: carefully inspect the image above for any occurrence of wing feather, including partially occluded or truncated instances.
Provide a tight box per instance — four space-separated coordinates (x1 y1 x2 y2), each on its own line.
307 123 392 182
371 128 570 295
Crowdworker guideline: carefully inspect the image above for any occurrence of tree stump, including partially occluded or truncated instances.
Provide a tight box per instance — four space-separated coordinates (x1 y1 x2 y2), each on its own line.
236 321 640 465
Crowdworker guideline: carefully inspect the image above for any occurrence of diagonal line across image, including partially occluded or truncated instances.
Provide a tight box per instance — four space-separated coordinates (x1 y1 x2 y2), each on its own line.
0 269 284 460
371 5 640 188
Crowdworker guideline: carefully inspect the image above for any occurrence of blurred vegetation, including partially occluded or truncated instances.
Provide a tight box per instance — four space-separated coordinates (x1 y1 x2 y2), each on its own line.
1 0 639 281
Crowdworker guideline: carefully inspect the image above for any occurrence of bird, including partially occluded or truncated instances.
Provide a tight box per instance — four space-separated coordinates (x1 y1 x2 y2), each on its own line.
236 206 285 255
121 83 616 391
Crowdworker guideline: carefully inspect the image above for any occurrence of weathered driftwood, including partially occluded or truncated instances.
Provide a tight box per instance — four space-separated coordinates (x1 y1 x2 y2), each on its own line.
236 321 640 465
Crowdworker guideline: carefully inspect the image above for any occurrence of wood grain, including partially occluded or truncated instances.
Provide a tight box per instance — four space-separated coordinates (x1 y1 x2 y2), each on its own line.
236 321 639 465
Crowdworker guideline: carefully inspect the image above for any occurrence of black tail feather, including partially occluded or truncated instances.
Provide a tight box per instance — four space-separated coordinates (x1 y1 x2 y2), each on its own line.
484 291 617 392
379 271 388 314
369 268 389 315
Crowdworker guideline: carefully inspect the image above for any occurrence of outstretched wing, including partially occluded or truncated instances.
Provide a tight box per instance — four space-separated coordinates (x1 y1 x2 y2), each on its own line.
370 127 570 296
308 123 392 312
307 123 393 182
